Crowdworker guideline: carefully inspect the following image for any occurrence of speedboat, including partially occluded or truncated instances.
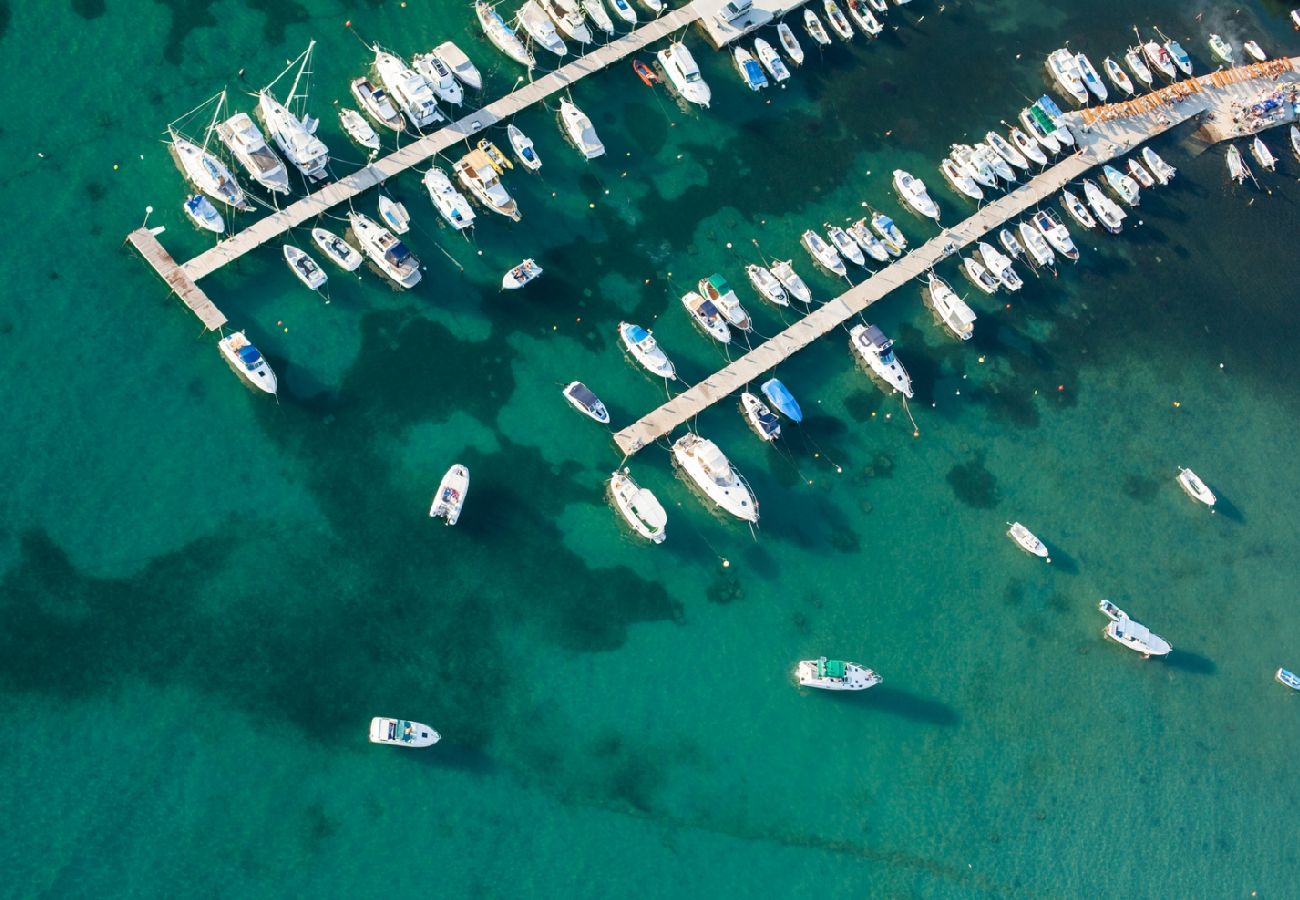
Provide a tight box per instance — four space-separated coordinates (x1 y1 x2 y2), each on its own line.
848 323 912 397
169 130 252 211
998 227 1024 259
348 212 422 288
761 378 802 422
283 244 327 290
581 0 615 35
1243 40 1266 62
777 22 804 66
1075 52 1108 101
339 108 380 154
1104 57 1135 95
606 0 638 26
502 258 543 289
1124 46 1153 87
734 47 768 90
1032 208 1078 261
1018 107 1062 154
893 170 941 221
1252 136 1277 172
618 321 676 379
1035 96 1074 146
1142 40 1176 80
986 132 1029 171
476 1 535 67
413 51 464 104
803 9 831 46
796 657 881 691
311 227 362 270
802 229 846 276
754 39 791 83
454 148 521 220
1177 467 1216 507
1009 126 1048 166
378 195 411 234
1061 189 1096 229
507 124 542 171
771 259 812 304
423 166 477 230
608 469 668 543
373 49 443 129
563 381 609 423
656 41 711 107
682 291 731 343
433 41 483 91
369 718 440 747
1083 178 1125 233
941 158 984 201
826 225 866 267
845 0 883 37
1098 599 1172 658
1018 221 1055 267
183 194 224 233
1102 164 1140 206
699 274 751 330
1227 145 1251 184
977 241 1022 290
672 433 758 522
740 392 781 441
1127 158 1154 189
215 112 290 195
1046 49 1089 104
747 264 789 307
961 256 999 295
518 0 569 57
541 0 591 43
848 219 891 262
925 273 976 340
1141 146 1176 185
1162 34 1193 75
1208 34 1233 65
823 0 854 40
349 78 405 131
1276 668 1300 691
871 212 906 255
218 331 277 394
1007 522 1049 559
559 99 605 158
430 464 469 525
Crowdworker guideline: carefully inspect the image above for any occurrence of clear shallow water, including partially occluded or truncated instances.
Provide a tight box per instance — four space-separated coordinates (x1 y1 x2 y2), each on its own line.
3 0 1300 895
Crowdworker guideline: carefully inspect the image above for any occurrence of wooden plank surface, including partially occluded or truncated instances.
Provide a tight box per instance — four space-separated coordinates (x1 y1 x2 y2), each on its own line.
127 228 227 330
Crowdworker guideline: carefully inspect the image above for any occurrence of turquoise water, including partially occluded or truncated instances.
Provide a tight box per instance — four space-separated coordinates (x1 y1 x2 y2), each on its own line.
3 0 1300 895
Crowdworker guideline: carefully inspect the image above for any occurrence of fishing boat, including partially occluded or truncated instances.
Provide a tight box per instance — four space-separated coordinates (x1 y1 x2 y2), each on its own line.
1243 40 1266 63
218 331 277 394
1083 179 1125 233
777 22 804 66
1046 49 1089 104
823 0 854 40
619 321 676 379
1008 126 1048 166
656 41 711 107
761 378 802 422
1177 467 1216 507
378 195 411 234
1141 146 1176 185
1292 125 1300 161
802 229 846 276
283 245 327 290
632 59 658 86
986 132 1029 171
311 227 363 270
430 464 469 525
1208 34 1233 65
454 148 521 220
373 49 443 129
848 219 891 262
1018 107 1062 154
502 258 543 289
871 212 906 255
422 166 477 230
215 111 290 195
476 1 535 68
893 170 940 221
682 291 731 343
1035 96 1074 146
698 274 752 331
582 0 616 35
740 392 781 441
734 47 768 90
1142 40 1177 80
974 141 1016 183
803 9 831 46
941 158 984 201
961 257 999 295
1102 164 1140 206
348 212 422 288
1124 46 1153 87
606 0 638 26
433 41 483 91
1127 158 1154 189
925 273 976 341
845 0 883 37
413 51 464 105
977 241 1022 291
518 0 569 56
559 99 605 158
771 259 813 304
1075 52 1108 101
369 718 440 747
183 194 224 233
1162 33 1193 76
563 381 609 423
1277 668 1300 691
540 0 592 43
258 43 331 182
826 225 866 267
1252 136 1277 172
848 323 913 398
169 129 253 211
1018 221 1055 267
608 469 668 543
755 39 791 83
1007 522 1049 559
1032 208 1078 261
1098 599 1172 658
952 144 997 188
1103 57 1135 95
504 124 542 172
1061 189 1096 229
1226 145 1251 185
350 78 405 131
796 657 881 691
747 264 789 307
672 433 758 522
339 108 380 154
998 228 1024 259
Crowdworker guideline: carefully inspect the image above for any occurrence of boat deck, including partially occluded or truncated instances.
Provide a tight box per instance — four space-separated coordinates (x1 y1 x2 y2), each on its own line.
126 228 227 330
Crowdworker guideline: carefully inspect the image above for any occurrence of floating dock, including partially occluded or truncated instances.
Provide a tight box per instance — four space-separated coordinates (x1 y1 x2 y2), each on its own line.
126 228 227 330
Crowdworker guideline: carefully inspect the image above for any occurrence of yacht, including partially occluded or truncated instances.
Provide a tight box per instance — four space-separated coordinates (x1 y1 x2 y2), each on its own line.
1103 57 1135 95
257 44 331 182
734 47 768 90
1098 599 1172 658
1227 145 1251 185
1142 40 1177 80
369 718 440 747
606 0 638 26
1252 136 1277 172
1018 221 1055 267
169 130 252 211
311 227 363 270
283 245 327 290
1124 46 1154 87
871 212 906 255
826 225 866 267
925 273 975 341
893 170 940 221
656 41 711 107
1127 157 1154 189
1243 40 1266 63
378 195 411 234
430 464 469 525
563 381 609 423
1007 522 1049 559
941 158 984 201
682 291 731 343
740 391 782 441
413 51 466 104
1032 208 1078 261
476 1 535 68
541 0 592 43
1102 164 1140 206
1177 467 1216 508
1141 146 1176 185
747 264 788 307
796 657 881 691
618 321 676 379
1162 34 1193 76
423 166 477 230
848 219 891 262
373 49 443 129
962 256 1000 295
1276 668 1300 691
559 99 605 158
754 39 791 83
802 229 846 276
699 274 751 330
218 331 277 394
518 0 569 56
215 112 290 195
985 132 1029 171
845 0 883 37
1018 107 1062 154
183 194 224 233
1208 34 1233 65
803 9 831 46
1009 126 1048 166
1046 49 1088 104
608 469 667 543
502 258 543 289
977 241 1022 290
350 78 405 131
1060 189 1096 229
771 260 812 304
339 108 380 154
849 323 912 397
433 41 483 91
823 0 854 40
1075 52 1108 101
671 433 759 522
777 22 804 65
998 228 1024 259
1083 179 1125 233
348 212 422 288
761 378 802 422
454 148 521 220
507 124 542 171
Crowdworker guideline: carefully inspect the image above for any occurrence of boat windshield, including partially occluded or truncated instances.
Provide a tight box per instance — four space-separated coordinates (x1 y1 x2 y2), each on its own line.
569 383 599 407
626 325 650 343
237 345 263 367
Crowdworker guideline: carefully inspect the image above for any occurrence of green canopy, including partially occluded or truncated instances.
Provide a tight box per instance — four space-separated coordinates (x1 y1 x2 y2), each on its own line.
819 659 847 678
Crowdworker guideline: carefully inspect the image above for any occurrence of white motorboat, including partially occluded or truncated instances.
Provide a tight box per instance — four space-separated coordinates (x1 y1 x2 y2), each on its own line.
169 129 252 211
961 256 1000 295
311 227 363 271
1141 146 1176 185
977 241 1022 291
454 148 521 220
422 166 477 230
350 78 405 131
871 212 906 255
826 225 866 267
1046 49 1089 104
1208 34 1233 66
430 464 469 525
1018 107 1062 154
378 195 411 234
1083 178 1125 233
699 274 751 330
796 657 881 691
1061 189 1096 229
619 321 676 379
893 169 940 221
848 219 891 262
1102 164 1140 206
682 290 731 343
413 51 464 105
563 381 609 423
734 47 768 90
608 469 667 543
1104 57 1135 95
952 144 997 188
998 228 1024 259
218 331 277 394
541 0 592 43
802 229 846 276
283 244 327 290
348 212 422 288
925 273 975 340
1177 467 1216 508
433 41 483 91
1227 145 1251 185
849 323 912 398
581 0 616 35
183 194 224 233
740 391 781 442
1251 136 1277 172
369 717 440 747
671 433 758 522
506 124 542 171
777 22 804 66
1162 34 1193 76
502 258 543 289
1032 208 1078 261
1009 126 1048 166
476 1 535 67
986 132 1029 171
373 49 443 129
755 38 791 83
1075 52 1108 101
1126 158 1153 189
803 9 831 46
1243 40 1266 63
339 108 380 154
215 111 290 195
1276 668 1300 691
518 0 569 56
1036 95 1074 147
1018 221 1055 267
1007 522 1049 559
1142 40 1177 80
823 0 854 40
606 0 638 26
1098 599 1172 658
656 41 711 107
1124 46 1153 87
559 99 605 158
257 43 331 182
974 141 1016 183
771 259 813 304
845 0 883 37
747 264 789 307
941 158 984 201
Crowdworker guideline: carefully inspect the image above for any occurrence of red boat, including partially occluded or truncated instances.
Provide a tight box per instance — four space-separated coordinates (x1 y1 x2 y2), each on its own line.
631 59 658 86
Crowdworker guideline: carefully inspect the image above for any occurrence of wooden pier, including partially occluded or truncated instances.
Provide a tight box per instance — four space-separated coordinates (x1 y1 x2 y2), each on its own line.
126 228 227 330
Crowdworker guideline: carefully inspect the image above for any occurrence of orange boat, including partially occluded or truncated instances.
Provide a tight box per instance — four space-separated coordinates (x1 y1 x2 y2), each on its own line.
631 59 658 86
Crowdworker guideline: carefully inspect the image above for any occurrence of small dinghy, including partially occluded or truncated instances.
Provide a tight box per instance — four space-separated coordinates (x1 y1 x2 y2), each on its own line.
619 321 676 379
1098 599 1172 658
962 256 1000 295
771 259 812 304
734 47 768 91
823 0 854 40
871 212 906 255
1276 668 1300 691
507 124 542 171
802 229 846 276
1104 57 1135 95
777 22 804 66
747 264 789 307
1061 189 1096 229
1127 158 1154 189
803 9 831 46
283 244 327 290
740 391 781 442
1251 136 1277 172
1007 522 1049 560
607 0 638 26
761 378 802 422
755 38 791 83
1226 145 1251 185
796 657 881 691
1208 34 1233 65
1177 467 1216 508
999 227 1024 259
563 381 610 423
631 59 658 86
340 108 381 154
378 195 411 234
311 227 362 270
608 469 667 543
848 219 891 262
1141 146 1176 185
1124 46 1153 87
1243 40 1266 62
826 224 866 267
502 258 543 289
184 194 224 233
977 241 1022 291
429 464 469 526
478 139 514 173
682 291 731 343
369 718 440 748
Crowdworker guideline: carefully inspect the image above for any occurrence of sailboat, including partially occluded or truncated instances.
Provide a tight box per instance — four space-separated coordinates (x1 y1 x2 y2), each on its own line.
257 41 330 182
169 124 252 212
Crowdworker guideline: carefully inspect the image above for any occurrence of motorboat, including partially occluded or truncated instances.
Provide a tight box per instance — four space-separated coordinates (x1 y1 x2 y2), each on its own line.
373 49 443 129
761 378 802 422
848 323 912 398
423 166 477 230
734 47 768 90
1252 136 1277 172
1294 9 1300 29
845 0 883 37
962 256 999 295
1083 178 1125 233
518 0 569 57
998 227 1024 259
581 0 616 35
606 0 638 26
559 99 604 158
413 51 465 105
1018 221 1055 267
826 225 866 267
1098 599 1172 658
740 392 781 441
540 0 592 43
563 381 609 423
1007 522 1049 559
350 78 405 131
507 124 543 171
1177 467 1216 507
454 148 521 220
671 433 758 522
369 718 440 747
1124 46 1153 87
1141 146 1176 185
169 130 252 211
796 657 881 691
348 212 422 288
803 9 832 46
1061 189 1096 229
1227 145 1251 184
608 469 667 543
183 194 224 233
802 229 846 276
698 274 752 331
1127 158 1154 189
476 1 535 67
1243 40 1266 63
1102 164 1140 206
1142 40 1177 80
893 169 940 221
257 43 331 182
1276 668 1300 691
974 141 1016 183
871 212 906 255
1046 49 1089 104
771 259 812 304
754 39 791 83
502 258 543 289
848 219 891 262
1103 57 1135 95
433 41 483 91
823 0 854 40
311 227 362 270
215 112 290 195
656 41 711 107
925 273 975 341
986 132 1029 171
378 195 411 234
1075 52 1108 101
951 144 997 188
747 264 789 307
618 321 676 379
637 0 663 11
1009 126 1048 166
1162 33 1193 75
283 244 327 290
977 241 1022 290
1208 34 1233 65
218 331 277 394
1018 107 1062 154
339 108 380 154
681 291 731 343
1035 95 1074 146
1292 125 1300 161
777 22 804 66
941 158 984 201
1032 208 1078 261
430 464 469 525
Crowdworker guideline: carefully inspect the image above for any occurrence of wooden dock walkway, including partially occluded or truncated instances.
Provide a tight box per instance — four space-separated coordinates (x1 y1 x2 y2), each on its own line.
126 228 227 330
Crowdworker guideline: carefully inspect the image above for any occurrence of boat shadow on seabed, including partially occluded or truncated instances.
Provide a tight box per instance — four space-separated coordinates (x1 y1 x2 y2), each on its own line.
826 685 961 727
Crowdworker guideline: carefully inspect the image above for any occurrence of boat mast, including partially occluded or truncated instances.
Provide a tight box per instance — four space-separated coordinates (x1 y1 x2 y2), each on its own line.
285 39 316 113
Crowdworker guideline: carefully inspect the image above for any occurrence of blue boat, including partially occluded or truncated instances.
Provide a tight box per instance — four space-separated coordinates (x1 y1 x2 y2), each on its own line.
734 47 768 91
761 378 802 423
